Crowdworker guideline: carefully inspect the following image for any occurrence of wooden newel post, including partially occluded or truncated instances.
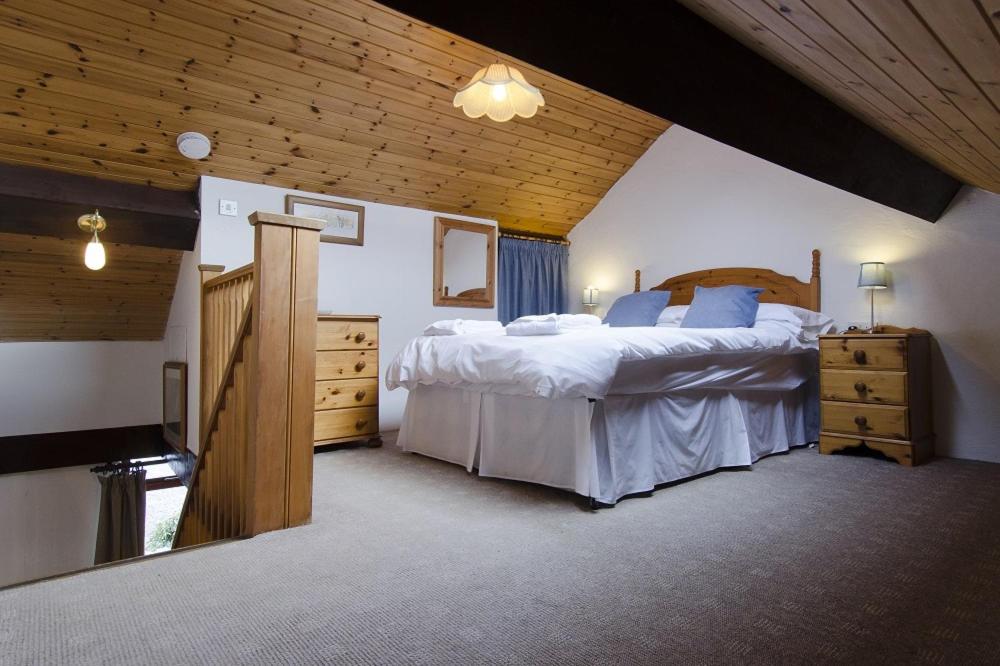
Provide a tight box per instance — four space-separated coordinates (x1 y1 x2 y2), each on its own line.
245 211 324 535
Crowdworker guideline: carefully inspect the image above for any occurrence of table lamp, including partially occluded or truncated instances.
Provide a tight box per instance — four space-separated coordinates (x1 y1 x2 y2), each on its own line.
858 262 887 331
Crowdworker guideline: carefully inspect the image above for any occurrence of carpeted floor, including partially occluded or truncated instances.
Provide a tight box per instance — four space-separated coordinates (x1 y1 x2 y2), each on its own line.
2 434 1000 665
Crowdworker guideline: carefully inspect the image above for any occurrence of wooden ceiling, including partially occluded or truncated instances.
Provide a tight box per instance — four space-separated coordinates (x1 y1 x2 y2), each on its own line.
678 0 1000 195
0 233 181 341
0 0 670 237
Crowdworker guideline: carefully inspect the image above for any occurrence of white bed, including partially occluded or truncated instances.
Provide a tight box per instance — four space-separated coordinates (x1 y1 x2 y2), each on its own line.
387 251 827 505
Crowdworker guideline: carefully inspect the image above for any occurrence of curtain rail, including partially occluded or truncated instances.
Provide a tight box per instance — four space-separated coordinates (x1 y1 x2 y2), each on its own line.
498 230 570 246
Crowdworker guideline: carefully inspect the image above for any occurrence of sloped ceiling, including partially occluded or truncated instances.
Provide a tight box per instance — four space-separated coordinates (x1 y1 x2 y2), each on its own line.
678 0 1000 195
0 232 181 341
0 0 669 237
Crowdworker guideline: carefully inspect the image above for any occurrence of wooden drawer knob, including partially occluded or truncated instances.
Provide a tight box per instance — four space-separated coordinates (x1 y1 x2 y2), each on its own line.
355 419 368 430
354 360 366 372
854 381 868 393
854 415 869 428
853 349 867 364
355 331 366 343
355 389 366 401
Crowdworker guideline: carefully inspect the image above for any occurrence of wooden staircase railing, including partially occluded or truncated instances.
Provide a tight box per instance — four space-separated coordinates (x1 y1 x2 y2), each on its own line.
174 211 324 548
198 262 254 438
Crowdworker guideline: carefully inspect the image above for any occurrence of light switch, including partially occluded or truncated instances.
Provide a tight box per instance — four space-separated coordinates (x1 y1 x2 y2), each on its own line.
219 199 238 217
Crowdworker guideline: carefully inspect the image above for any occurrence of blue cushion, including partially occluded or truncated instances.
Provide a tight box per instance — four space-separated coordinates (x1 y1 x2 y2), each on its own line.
603 291 671 327
680 285 764 328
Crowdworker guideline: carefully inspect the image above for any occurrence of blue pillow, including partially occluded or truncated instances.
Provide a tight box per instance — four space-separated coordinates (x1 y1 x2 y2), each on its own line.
680 285 764 328
603 291 671 327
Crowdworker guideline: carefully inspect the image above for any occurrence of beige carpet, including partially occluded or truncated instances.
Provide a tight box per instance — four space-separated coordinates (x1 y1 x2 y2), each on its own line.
2 433 999 665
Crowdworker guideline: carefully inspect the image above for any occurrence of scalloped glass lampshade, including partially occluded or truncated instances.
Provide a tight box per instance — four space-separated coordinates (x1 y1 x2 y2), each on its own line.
453 63 545 122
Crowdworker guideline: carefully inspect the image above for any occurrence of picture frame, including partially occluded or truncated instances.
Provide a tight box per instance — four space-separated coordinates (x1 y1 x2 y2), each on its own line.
162 361 187 454
285 195 365 246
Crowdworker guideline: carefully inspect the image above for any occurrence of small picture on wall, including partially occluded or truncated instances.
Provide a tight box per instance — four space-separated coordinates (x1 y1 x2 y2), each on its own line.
285 195 365 246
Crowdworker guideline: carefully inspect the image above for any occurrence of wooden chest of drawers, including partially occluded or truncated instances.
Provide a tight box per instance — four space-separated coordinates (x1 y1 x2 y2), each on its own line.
818 332 933 466
314 314 382 447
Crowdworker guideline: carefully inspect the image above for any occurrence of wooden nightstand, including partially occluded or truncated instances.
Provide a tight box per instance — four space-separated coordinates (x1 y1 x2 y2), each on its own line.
818 331 933 466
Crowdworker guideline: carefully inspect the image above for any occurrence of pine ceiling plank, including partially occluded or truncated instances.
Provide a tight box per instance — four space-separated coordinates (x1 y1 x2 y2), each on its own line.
56 0 647 169
853 1 1000 148
0 109 596 220
0 88 607 205
717 0 998 185
679 0 998 191
0 68 617 199
0 233 180 341
317 0 669 134
0 19 629 188
0 0 669 236
884 1 1000 116
197 0 663 143
766 0 1000 173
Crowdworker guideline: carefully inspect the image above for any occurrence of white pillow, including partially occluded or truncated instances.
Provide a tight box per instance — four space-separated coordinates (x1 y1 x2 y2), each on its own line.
655 305 689 327
754 303 834 341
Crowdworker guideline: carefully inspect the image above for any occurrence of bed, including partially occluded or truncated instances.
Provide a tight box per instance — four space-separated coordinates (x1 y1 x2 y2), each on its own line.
387 250 826 506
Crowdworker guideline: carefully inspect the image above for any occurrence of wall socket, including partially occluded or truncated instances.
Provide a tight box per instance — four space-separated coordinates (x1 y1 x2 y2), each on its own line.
219 199 238 217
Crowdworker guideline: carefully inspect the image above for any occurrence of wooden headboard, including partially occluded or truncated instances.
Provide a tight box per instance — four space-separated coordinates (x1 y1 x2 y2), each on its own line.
634 249 821 312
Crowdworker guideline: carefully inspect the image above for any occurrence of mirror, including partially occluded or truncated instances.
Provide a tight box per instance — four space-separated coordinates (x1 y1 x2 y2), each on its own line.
162 361 187 453
433 217 496 308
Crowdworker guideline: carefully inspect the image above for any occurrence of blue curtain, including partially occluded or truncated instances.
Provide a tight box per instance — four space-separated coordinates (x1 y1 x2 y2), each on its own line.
498 237 569 324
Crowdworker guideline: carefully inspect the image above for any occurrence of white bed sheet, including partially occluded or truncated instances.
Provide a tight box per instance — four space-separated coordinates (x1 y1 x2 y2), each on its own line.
386 323 819 400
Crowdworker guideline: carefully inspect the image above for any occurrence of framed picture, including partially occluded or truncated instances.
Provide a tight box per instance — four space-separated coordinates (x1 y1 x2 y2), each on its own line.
162 361 187 453
285 195 365 246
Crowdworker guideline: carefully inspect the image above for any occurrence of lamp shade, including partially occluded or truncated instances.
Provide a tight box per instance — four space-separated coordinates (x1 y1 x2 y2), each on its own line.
453 63 545 122
858 262 887 289
582 285 599 306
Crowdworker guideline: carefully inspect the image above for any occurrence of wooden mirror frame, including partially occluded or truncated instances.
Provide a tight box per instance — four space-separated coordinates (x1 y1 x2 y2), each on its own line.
433 217 496 308
162 361 187 454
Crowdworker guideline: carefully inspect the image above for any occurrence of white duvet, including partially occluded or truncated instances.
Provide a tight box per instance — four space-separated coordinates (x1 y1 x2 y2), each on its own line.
385 323 819 400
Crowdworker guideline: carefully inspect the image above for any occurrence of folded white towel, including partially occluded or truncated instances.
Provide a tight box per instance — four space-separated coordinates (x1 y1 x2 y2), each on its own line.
423 319 504 336
506 313 603 336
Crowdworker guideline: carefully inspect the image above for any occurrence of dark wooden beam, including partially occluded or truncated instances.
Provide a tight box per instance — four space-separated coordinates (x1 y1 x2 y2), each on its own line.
0 424 171 475
380 0 962 222
0 164 199 250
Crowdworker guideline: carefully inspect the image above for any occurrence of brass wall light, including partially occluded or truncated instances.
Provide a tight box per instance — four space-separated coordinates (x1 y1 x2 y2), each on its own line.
77 210 107 271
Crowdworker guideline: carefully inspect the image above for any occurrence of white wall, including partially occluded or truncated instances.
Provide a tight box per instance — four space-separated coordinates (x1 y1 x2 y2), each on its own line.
163 241 202 453
0 341 163 437
569 126 1000 463
198 176 497 431
0 466 99 587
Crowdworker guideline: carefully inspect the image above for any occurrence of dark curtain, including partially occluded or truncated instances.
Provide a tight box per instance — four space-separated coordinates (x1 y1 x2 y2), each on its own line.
94 464 147 565
498 238 570 324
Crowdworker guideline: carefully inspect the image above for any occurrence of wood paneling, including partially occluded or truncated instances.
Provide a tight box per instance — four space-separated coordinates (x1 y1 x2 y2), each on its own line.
679 0 1000 194
0 0 669 237
0 232 182 341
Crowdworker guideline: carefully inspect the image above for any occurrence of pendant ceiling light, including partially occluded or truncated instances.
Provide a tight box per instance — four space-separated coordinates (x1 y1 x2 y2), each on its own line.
77 209 107 271
453 63 545 122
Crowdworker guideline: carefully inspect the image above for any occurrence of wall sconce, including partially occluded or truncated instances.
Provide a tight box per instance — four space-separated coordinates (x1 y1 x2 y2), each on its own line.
582 285 600 308
78 210 107 271
857 261 887 331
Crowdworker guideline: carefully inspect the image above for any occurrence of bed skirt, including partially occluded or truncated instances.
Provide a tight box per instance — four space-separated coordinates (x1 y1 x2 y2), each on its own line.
397 382 819 505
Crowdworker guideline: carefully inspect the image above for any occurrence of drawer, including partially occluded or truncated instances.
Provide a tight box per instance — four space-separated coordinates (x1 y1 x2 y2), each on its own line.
316 350 378 380
820 370 907 405
820 337 906 370
315 406 378 442
317 319 378 351
315 378 378 411
821 401 909 440
819 434 917 466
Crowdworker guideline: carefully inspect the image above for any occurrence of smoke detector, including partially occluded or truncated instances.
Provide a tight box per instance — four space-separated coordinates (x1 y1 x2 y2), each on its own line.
177 131 211 160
